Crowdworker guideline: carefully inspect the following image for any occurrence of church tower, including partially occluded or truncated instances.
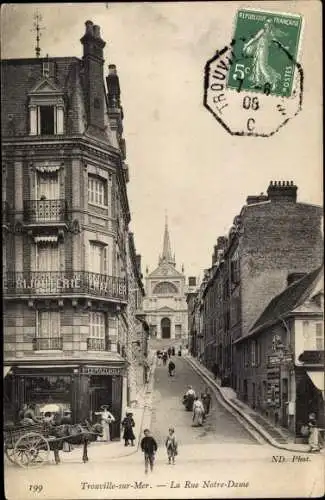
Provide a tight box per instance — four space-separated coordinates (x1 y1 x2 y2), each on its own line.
159 216 176 266
143 217 188 345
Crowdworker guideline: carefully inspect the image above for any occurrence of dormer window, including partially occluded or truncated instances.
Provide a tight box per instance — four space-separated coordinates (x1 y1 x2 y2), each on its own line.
28 78 65 136
39 106 55 135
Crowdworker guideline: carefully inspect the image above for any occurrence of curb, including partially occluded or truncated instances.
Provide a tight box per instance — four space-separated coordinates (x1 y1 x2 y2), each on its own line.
113 357 156 459
185 356 313 454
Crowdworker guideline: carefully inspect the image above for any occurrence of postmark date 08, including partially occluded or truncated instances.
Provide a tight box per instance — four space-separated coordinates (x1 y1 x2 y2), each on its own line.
29 485 43 493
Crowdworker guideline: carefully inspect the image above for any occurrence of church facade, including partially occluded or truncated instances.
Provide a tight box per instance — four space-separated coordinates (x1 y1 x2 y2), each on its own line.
143 220 188 343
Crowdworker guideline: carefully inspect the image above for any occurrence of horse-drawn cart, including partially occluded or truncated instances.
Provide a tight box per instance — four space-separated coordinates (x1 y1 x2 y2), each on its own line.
4 420 103 468
4 422 52 468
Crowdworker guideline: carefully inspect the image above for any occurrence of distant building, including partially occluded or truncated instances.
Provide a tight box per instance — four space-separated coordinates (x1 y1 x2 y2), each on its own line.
2 20 144 433
143 218 188 344
235 266 324 436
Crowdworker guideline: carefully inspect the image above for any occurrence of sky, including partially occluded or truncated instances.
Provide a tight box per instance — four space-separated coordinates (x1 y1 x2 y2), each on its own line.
1 2 323 280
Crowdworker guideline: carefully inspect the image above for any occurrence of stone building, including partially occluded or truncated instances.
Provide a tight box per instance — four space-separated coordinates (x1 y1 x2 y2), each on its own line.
2 20 144 434
125 232 149 406
234 266 324 436
196 181 323 392
143 219 188 345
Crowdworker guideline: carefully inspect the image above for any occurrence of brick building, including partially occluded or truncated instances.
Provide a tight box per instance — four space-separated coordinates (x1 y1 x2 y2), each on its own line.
195 181 323 394
2 20 145 434
234 266 324 436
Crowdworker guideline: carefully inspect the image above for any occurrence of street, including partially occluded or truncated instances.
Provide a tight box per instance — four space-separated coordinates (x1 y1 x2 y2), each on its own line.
151 356 256 446
5 355 325 499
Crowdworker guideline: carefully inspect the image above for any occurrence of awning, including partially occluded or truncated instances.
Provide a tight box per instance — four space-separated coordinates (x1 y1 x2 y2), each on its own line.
34 235 58 243
35 164 61 173
307 371 325 393
4 367 12 377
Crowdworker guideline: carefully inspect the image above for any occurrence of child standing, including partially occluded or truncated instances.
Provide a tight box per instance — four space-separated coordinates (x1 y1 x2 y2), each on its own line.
140 429 158 473
165 427 178 464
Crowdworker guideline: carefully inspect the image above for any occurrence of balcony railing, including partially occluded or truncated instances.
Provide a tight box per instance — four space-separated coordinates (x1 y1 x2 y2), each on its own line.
33 337 63 350
4 272 128 301
23 199 68 223
87 337 112 351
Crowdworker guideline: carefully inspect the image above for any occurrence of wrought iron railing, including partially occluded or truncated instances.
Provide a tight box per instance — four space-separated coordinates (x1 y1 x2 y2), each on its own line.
23 199 68 223
33 337 63 350
4 272 128 300
87 337 112 351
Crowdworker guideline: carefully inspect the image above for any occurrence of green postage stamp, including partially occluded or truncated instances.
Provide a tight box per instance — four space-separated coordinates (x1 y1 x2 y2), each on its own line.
227 9 303 98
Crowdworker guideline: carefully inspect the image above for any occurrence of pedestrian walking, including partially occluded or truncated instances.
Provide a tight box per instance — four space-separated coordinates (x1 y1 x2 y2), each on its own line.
157 350 162 366
171 346 175 356
308 413 321 452
201 388 212 418
192 397 205 426
140 429 158 474
167 347 172 358
121 412 136 446
165 427 178 464
94 405 115 442
168 359 176 376
162 350 168 366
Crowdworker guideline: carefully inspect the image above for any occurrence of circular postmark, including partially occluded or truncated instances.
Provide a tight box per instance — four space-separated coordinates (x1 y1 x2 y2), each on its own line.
204 9 304 137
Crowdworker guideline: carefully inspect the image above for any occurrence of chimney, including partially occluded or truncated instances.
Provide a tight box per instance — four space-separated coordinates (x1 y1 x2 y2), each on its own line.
80 20 106 131
267 181 298 203
246 194 268 205
287 272 306 287
188 277 197 287
106 64 121 108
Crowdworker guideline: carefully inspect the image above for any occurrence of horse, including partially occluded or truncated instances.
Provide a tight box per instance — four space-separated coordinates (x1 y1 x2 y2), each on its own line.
48 421 103 464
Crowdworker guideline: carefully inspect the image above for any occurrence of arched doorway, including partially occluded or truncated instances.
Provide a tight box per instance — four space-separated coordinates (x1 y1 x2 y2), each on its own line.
161 318 171 339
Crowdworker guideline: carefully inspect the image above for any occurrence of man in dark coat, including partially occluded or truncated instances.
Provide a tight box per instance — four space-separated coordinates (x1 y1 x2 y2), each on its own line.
121 412 136 446
168 359 175 376
140 428 158 473
201 388 212 418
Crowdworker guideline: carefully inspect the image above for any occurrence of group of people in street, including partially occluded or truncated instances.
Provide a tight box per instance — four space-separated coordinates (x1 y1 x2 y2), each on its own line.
140 426 178 473
182 385 212 427
156 345 184 377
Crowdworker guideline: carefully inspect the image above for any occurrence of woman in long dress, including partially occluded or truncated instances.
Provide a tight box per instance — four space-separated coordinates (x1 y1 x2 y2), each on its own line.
192 397 205 427
95 406 115 442
121 412 136 446
242 19 282 91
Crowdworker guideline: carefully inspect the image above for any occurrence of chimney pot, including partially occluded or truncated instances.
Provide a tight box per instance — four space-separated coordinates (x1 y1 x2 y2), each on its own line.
93 25 101 38
267 180 298 203
85 20 94 34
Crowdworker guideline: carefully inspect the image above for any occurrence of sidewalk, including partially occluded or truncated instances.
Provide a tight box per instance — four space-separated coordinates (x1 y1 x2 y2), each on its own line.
5 355 157 467
186 355 324 454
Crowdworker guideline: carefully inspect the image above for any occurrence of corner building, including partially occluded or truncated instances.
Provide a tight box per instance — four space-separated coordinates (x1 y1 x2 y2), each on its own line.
2 21 137 434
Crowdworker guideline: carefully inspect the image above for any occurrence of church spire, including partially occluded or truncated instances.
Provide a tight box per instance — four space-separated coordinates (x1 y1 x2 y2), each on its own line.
159 214 175 266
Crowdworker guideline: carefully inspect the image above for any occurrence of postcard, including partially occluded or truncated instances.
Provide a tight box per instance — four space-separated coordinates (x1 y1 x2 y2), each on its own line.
2 2 324 499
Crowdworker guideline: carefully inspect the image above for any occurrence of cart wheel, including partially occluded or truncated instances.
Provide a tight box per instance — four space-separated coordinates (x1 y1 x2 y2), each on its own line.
5 447 16 464
14 432 50 468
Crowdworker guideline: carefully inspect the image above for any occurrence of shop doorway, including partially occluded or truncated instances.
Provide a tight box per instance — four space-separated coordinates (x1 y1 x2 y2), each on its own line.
161 317 171 339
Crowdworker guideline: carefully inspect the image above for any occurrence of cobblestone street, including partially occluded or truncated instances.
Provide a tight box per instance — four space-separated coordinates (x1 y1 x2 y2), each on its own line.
151 356 256 446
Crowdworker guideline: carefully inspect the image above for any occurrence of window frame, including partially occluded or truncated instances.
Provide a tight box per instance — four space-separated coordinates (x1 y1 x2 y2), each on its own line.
89 312 106 339
37 310 61 339
88 174 108 208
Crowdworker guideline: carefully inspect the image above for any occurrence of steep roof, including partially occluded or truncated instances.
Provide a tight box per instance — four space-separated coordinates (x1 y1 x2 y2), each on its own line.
250 266 323 334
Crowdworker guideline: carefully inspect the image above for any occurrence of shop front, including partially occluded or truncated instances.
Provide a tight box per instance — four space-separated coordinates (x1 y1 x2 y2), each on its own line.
7 362 126 440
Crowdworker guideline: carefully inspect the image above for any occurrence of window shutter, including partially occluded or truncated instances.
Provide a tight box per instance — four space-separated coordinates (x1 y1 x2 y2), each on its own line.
103 246 108 274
